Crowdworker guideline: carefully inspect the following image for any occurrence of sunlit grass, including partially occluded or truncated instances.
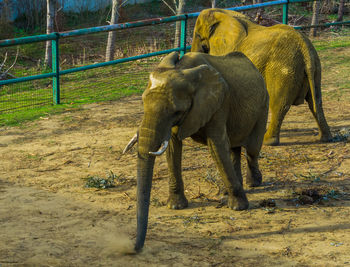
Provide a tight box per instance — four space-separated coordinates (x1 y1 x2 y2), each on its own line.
1 29 349 127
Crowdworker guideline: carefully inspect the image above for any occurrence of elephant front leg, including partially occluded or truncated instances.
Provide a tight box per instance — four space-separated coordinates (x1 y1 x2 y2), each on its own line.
207 136 249 211
231 147 243 186
166 131 188 209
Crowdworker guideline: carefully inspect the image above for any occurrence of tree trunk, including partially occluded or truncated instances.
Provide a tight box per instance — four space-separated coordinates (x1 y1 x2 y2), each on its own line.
336 0 345 22
310 0 320 37
44 0 56 68
1 0 11 23
253 0 263 24
34 0 39 29
211 0 216 8
105 0 119 62
174 0 185 48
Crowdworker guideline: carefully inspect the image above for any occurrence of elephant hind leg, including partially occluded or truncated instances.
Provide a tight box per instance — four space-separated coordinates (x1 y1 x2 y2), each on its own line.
245 118 265 187
245 149 262 187
207 137 248 211
264 104 291 146
305 92 332 142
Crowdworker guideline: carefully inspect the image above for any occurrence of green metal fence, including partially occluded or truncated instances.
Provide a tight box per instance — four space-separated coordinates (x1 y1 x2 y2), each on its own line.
0 0 349 115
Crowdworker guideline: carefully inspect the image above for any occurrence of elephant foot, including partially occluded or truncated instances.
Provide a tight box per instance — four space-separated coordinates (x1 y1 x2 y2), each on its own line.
167 193 188 210
319 132 333 142
246 168 262 187
227 191 249 211
263 135 280 146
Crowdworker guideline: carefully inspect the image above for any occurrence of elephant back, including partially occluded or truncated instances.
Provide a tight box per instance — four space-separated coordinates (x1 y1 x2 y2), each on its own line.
202 52 268 109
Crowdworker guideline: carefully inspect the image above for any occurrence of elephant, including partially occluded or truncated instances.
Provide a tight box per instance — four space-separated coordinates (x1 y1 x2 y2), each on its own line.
123 51 269 252
191 8 332 146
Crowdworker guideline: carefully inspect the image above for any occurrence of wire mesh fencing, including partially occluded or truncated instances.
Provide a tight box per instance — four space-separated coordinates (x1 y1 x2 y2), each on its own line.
0 42 53 113
57 23 177 104
0 0 349 122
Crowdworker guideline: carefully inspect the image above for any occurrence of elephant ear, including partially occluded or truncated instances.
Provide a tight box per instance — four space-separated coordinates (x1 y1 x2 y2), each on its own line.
158 51 179 69
177 64 228 140
209 11 248 54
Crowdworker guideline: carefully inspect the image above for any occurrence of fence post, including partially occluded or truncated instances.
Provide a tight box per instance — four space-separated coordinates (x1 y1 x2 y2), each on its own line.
52 33 60 104
283 0 289 25
180 15 187 58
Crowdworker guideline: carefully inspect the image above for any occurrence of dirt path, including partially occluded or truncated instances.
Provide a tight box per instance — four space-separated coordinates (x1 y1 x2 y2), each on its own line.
1 43 350 266
1 93 350 266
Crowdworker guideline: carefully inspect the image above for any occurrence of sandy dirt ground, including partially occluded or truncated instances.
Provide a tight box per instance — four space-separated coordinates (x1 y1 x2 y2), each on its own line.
1 55 350 266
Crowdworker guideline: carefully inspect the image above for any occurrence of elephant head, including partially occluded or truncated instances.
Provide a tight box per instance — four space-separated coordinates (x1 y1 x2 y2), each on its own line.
191 9 248 55
125 52 228 252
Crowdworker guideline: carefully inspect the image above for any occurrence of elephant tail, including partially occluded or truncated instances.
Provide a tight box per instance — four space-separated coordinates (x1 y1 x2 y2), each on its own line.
305 63 317 114
301 35 321 114
300 32 332 142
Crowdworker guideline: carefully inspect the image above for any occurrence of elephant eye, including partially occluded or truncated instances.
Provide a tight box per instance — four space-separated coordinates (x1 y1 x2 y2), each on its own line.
209 22 220 38
173 111 183 125
202 45 209 54
174 111 182 117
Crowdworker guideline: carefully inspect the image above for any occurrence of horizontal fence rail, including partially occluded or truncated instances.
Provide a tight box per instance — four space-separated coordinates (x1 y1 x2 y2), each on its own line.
294 20 350 29
0 0 349 113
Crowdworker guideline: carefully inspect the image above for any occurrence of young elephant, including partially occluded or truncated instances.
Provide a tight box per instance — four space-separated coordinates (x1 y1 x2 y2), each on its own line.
124 51 269 252
191 8 332 146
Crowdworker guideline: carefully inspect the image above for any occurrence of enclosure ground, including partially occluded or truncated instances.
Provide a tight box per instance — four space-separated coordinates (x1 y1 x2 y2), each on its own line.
1 46 350 266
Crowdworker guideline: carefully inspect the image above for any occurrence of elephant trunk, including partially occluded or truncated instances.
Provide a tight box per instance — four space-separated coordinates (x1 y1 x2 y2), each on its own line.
134 118 171 252
191 40 201 52
134 123 163 252
134 155 155 252
191 35 209 53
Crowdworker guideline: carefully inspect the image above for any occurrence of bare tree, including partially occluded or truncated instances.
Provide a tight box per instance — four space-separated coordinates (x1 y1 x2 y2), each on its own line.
0 50 18 80
15 0 46 32
174 0 185 48
0 0 11 23
33 0 40 29
310 0 320 37
336 0 345 22
253 0 263 23
44 0 56 68
211 0 216 8
105 0 131 61
105 0 120 61
161 0 186 48
0 0 11 38
321 0 337 14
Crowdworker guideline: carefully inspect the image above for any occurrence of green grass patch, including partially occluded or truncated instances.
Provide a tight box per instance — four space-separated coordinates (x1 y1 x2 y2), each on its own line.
83 171 126 189
314 40 350 51
317 37 350 101
1 29 349 127
313 35 350 51
0 103 82 127
0 58 157 126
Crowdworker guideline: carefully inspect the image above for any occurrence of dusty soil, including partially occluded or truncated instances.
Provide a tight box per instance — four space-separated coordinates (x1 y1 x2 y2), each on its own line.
1 55 350 266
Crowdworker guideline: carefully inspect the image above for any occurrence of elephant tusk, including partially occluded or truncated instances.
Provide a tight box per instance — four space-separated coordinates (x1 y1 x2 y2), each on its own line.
149 140 169 156
123 133 138 154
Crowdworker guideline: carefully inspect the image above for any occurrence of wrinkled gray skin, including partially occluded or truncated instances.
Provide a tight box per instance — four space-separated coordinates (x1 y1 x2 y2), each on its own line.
191 8 332 146
133 51 269 252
